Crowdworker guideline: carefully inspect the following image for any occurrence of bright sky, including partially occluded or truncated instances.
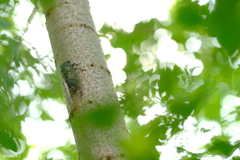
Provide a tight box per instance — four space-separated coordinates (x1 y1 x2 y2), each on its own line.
12 0 240 159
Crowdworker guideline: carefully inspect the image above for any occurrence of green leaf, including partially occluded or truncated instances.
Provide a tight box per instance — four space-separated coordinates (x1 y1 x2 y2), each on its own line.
87 107 118 128
0 17 12 29
206 136 237 158
233 66 240 96
0 129 18 152
9 38 20 66
105 54 111 60
40 0 56 13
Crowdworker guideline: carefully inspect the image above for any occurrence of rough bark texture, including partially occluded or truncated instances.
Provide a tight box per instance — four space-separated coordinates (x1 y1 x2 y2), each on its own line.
41 0 131 159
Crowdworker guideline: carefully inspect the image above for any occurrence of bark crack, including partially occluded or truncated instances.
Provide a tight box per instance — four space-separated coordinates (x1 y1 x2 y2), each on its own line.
90 63 111 76
58 23 97 35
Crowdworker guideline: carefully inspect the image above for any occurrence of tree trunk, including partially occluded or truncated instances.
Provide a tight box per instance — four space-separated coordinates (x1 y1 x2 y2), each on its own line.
40 0 131 159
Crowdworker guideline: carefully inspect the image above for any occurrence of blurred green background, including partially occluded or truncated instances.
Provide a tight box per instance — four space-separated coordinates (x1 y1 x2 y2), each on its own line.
1 0 240 159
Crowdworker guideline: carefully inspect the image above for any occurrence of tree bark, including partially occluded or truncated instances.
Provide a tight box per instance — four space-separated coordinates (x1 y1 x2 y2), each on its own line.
40 0 131 159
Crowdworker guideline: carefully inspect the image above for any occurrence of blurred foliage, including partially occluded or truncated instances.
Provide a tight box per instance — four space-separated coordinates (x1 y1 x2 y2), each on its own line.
0 0 76 159
100 0 240 159
1 0 240 159
0 0 27 158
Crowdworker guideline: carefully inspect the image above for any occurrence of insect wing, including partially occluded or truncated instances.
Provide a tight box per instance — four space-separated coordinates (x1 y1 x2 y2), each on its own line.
60 73 73 105
60 61 74 105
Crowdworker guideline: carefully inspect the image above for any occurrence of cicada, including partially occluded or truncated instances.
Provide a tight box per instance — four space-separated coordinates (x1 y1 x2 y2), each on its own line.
60 61 81 97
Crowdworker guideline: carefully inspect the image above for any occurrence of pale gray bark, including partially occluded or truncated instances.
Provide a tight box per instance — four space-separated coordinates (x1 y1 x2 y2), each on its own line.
41 0 131 159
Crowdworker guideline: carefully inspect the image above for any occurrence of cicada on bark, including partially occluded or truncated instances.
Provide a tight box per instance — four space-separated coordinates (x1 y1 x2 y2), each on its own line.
60 61 82 97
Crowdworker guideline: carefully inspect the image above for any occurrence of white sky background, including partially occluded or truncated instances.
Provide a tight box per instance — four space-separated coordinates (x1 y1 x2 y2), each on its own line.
12 0 240 159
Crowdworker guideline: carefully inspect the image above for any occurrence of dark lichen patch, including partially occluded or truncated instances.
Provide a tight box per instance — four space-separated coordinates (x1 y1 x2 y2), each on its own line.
88 100 93 104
